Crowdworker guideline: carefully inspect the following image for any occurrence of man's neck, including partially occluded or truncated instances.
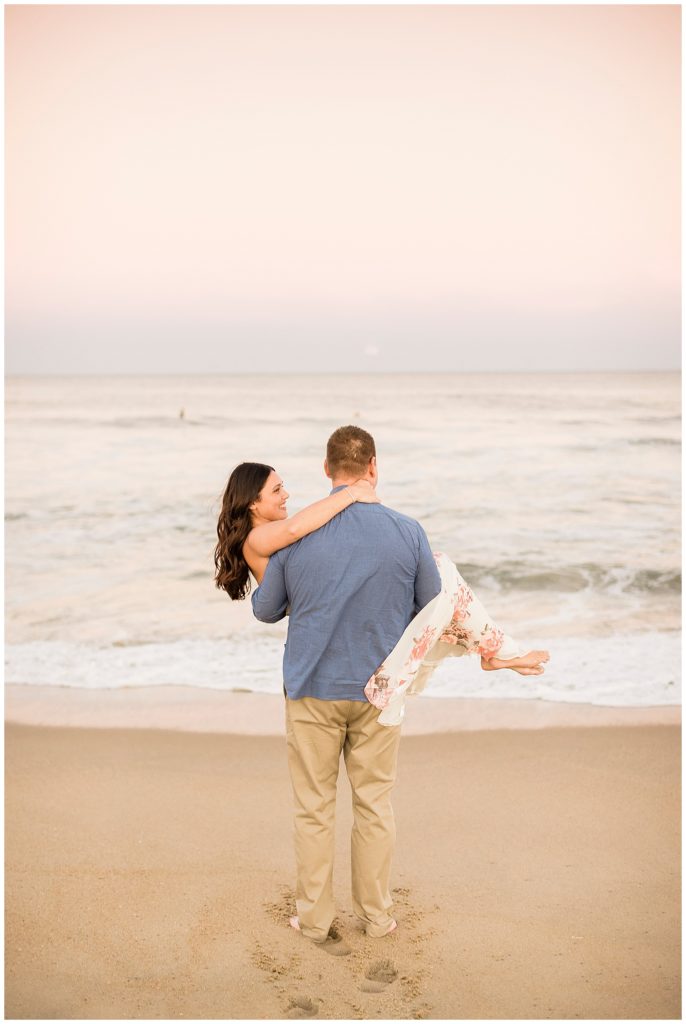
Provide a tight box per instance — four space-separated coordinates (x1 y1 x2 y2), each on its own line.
330 477 373 489
330 479 356 489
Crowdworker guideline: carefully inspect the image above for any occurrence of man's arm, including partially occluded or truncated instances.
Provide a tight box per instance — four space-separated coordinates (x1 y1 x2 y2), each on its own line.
251 550 289 623
414 526 441 614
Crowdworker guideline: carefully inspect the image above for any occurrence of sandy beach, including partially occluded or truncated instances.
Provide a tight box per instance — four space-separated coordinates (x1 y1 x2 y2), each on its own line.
4 691 681 1020
5 2 681 1020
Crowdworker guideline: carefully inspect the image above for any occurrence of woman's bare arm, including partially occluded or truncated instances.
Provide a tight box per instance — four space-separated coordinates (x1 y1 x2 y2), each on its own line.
245 481 378 559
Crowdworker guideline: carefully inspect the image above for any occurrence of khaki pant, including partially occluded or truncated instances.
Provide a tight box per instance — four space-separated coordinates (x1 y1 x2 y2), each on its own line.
285 696 402 941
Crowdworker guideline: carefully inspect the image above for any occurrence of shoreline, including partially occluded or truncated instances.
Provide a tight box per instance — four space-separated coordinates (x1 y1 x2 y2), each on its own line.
4 683 680 734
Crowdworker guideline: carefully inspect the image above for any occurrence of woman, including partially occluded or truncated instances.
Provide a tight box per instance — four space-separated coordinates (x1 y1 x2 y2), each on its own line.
214 462 548 686
214 461 379 599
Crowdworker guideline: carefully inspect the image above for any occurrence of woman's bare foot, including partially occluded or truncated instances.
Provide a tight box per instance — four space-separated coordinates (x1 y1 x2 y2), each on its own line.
480 649 550 675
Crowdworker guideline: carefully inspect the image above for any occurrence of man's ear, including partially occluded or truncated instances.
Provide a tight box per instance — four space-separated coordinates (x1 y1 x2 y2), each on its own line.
369 456 378 485
324 458 331 479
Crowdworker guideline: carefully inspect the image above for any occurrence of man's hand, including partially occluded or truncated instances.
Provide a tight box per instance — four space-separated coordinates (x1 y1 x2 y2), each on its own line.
480 650 550 676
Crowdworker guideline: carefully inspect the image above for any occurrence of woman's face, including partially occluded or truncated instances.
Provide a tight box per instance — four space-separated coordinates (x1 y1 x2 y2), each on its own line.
251 470 290 523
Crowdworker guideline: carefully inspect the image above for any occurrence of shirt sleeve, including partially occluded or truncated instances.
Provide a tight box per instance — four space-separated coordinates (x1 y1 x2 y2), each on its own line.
250 550 289 623
414 525 442 614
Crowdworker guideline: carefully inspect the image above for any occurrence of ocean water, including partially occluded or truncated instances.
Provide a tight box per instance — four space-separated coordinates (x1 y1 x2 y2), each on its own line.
5 372 681 707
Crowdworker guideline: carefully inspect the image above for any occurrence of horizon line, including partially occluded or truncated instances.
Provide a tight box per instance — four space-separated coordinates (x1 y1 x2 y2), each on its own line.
4 368 682 380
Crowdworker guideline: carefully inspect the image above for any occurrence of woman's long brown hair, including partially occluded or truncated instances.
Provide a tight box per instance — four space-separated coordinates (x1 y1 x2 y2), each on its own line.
214 462 274 600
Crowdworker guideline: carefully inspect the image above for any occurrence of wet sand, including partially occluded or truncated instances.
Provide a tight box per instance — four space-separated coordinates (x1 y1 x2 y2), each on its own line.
5 683 680 735
4 713 681 1019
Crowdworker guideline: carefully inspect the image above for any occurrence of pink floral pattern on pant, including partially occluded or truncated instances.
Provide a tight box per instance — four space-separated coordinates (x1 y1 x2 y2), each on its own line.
366 668 393 709
364 553 522 717
366 624 440 709
438 581 505 657
410 624 439 663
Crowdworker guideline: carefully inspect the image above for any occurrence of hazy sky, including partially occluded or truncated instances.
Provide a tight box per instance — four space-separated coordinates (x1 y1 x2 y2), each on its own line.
5 4 681 374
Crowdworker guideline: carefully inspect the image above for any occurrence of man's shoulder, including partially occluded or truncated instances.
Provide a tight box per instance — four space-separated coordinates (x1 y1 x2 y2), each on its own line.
350 502 428 551
280 502 427 560
373 503 425 533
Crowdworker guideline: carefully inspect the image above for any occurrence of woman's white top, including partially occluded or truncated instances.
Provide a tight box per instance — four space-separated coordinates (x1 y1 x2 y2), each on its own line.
364 552 525 727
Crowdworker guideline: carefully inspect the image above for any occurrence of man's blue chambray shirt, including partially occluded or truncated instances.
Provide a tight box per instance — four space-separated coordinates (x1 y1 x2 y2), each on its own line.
251 487 442 702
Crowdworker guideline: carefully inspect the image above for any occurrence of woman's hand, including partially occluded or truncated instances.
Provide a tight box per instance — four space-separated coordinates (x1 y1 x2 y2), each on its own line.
348 480 380 504
480 649 550 676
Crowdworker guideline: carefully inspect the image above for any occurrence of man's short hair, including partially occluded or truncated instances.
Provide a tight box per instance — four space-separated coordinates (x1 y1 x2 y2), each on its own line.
326 425 376 477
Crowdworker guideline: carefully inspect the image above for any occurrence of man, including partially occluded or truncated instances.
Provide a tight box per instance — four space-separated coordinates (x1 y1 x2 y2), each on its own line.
252 425 441 954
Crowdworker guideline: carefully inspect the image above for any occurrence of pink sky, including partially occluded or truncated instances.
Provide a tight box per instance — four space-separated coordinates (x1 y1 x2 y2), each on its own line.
5 4 681 372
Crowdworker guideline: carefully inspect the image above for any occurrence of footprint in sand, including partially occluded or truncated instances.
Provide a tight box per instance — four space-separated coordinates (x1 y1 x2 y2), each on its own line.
359 958 399 993
286 994 319 1018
